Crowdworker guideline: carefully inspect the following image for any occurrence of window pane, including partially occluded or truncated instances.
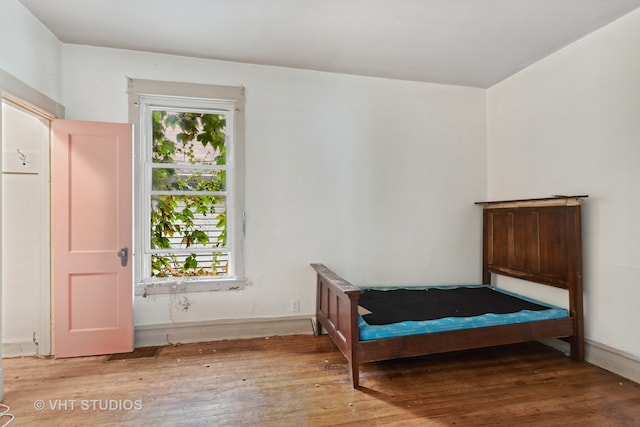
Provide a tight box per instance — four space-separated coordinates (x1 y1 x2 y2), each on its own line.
152 168 226 192
151 252 229 278
150 195 226 248
152 110 226 166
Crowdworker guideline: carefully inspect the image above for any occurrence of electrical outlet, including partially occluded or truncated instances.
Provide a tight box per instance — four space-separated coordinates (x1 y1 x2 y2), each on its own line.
290 298 300 313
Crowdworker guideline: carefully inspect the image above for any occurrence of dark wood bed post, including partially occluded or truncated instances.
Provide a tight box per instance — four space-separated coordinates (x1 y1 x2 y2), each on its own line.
482 208 491 286
567 202 585 361
315 274 324 337
346 293 360 388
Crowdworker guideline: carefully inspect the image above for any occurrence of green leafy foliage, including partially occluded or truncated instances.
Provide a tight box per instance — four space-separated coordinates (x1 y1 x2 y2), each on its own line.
150 110 228 278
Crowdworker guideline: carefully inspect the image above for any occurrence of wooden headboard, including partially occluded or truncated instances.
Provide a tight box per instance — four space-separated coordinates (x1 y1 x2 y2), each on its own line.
476 195 587 358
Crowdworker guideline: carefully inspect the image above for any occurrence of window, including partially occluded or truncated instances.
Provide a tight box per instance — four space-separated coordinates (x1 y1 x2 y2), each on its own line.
128 79 246 294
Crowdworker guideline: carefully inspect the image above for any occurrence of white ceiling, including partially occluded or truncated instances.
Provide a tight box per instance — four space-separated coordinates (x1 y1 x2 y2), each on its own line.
18 0 640 88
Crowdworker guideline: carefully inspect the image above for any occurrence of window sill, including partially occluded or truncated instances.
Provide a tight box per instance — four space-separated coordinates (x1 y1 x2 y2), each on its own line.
135 277 249 297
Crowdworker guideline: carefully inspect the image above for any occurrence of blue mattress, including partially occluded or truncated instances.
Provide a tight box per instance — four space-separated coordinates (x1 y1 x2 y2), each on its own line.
358 285 568 341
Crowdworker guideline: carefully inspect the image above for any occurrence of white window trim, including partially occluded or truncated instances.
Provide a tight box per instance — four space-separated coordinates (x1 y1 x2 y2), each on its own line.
128 78 247 295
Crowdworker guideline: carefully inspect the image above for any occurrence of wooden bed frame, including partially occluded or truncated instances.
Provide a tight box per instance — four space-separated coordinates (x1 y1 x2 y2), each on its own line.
312 195 586 388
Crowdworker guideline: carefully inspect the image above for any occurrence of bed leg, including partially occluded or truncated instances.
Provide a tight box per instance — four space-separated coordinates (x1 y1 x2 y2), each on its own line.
349 358 359 389
570 336 585 362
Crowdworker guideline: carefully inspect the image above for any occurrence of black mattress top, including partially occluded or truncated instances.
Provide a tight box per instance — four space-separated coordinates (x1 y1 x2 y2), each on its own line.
358 287 549 326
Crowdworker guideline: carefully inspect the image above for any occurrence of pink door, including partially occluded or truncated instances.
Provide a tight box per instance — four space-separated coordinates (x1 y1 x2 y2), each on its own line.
52 119 133 358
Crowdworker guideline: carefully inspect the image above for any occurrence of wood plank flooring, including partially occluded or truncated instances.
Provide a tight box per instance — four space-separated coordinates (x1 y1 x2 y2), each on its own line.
2 335 640 426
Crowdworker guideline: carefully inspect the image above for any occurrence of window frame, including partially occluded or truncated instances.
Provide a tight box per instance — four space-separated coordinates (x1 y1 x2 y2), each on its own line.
128 79 247 295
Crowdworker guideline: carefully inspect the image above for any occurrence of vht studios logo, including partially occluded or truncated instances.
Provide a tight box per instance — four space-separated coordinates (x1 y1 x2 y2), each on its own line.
34 399 143 411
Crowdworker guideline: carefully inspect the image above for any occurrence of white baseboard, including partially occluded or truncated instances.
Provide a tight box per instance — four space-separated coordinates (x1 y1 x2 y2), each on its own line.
539 338 570 355
134 315 315 348
2 340 39 358
584 339 640 384
540 338 640 384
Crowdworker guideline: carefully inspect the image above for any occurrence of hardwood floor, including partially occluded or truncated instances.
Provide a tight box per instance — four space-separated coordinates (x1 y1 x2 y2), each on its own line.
2 335 639 426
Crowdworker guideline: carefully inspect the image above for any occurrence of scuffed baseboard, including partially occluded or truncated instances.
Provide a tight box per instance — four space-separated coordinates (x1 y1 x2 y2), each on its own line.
2 340 39 358
134 315 315 348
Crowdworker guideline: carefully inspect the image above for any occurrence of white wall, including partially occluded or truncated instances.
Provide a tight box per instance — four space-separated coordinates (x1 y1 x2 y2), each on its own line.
0 0 63 103
0 0 61 377
487 9 640 358
1 102 50 357
61 45 487 329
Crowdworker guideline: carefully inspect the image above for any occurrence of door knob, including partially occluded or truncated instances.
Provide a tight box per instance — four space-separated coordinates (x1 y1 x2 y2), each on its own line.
117 247 128 267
